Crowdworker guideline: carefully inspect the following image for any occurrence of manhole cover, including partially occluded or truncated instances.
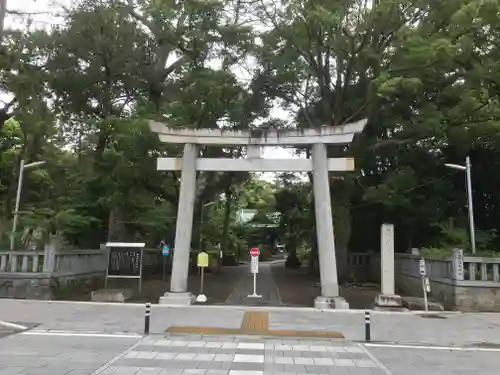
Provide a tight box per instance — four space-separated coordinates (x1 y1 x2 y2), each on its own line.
419 314 447 319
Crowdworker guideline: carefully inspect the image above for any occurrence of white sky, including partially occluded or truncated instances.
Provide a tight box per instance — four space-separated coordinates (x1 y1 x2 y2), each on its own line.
4 0 303 170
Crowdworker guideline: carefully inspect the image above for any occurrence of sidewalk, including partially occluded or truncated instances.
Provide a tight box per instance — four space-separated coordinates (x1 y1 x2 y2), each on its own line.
2 330 500 375
2 299 500 347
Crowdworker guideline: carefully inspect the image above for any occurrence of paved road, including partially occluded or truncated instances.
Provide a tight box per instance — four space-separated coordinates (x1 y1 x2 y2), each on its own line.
225 263 282 306
0 331 139 375
2 300 500 347
0 331 499 375
0 326 14 339
369 345 500 375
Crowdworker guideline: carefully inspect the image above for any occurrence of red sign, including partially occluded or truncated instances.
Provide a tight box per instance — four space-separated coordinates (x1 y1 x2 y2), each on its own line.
250 248 260 257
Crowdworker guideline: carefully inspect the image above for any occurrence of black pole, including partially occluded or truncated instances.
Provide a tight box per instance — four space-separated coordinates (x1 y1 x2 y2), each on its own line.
365 310 371 342
144 302 151 335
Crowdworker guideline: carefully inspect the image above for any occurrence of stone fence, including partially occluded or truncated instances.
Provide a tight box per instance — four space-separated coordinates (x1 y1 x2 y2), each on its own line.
0 242 163 300
347 253 373 282
355 250 500 312
0 241 108 299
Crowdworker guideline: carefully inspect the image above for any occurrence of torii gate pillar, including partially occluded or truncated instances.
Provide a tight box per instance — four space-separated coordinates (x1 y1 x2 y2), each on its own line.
150 120 367 308
312 143 347 308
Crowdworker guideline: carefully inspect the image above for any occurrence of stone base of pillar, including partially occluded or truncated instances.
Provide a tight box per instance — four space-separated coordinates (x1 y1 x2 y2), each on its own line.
159 292 195 306
314 296 350 310
373 294 404 310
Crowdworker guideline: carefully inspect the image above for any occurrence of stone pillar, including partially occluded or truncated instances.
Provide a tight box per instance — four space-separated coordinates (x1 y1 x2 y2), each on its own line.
42 236 59 273
374 223 403 309
311 143 349 309
159 143 197 305
452 248 464 281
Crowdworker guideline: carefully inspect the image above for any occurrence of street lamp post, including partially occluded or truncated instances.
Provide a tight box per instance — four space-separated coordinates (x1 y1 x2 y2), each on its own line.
10 160 46 251
444 156 476 255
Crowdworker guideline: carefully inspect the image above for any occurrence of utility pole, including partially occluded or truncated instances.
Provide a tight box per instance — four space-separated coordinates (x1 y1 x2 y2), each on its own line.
10 160 45 251
465 156 476 255
0 0 7 37
445 157 476 255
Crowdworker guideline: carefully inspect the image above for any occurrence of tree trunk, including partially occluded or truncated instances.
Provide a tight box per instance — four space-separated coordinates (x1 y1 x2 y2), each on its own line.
107 206 128 241
331 178 354 283
220 172 235 256
308 200 319 276
220 187 233 272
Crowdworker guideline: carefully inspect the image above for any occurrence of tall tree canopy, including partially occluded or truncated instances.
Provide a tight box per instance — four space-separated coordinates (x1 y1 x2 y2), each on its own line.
0 0 499 270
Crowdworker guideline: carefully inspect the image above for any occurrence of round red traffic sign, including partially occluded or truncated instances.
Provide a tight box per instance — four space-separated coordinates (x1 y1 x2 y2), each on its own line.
250 248 260 257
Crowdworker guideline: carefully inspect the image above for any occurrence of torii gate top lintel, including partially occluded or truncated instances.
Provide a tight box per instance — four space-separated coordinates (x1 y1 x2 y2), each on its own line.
148 119 367 146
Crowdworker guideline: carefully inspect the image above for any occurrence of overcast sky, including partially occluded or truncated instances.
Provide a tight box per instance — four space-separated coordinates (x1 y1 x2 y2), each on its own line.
4 0 302 168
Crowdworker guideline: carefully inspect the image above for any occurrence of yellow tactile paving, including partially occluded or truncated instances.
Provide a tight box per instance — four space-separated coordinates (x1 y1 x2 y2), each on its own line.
240 311 269 331
166 310 344 338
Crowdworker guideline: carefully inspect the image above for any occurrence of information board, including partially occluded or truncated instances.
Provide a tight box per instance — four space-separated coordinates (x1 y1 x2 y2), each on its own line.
162 245 170 256
105 242 146 291
108 248 141 276
250 255 259 273
419 259 426 276
197 252 209 268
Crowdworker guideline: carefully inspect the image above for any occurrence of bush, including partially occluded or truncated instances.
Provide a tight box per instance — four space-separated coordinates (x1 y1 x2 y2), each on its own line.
222 253 239 266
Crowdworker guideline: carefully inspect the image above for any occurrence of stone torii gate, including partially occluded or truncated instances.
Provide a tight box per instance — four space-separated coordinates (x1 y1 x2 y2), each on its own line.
149 119 367 308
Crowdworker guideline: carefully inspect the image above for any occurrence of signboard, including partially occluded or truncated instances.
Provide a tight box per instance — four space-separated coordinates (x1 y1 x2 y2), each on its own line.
248 247 261 297
196 252 209 303
197 252 209 268
419 259 426 276
250 248 260 257
107 244 144 276
105 242 146 291
162 245 170 256
250 255 259 273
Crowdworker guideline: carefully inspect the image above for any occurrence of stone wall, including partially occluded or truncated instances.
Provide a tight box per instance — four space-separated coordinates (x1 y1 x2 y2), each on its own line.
454 282 500 312
0 240 109 300
393 271 456 310
0 241 164 300
389 252 500 312
393 272 500 311
0 271 105 300
0 273 52 299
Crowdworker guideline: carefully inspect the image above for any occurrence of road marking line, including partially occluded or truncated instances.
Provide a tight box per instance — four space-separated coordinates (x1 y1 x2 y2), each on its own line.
357 343 395 375
0 298 464 314
364 342 500 352
0 320 28 330
91 336 148 375
150 339 351 352
20 331 142 339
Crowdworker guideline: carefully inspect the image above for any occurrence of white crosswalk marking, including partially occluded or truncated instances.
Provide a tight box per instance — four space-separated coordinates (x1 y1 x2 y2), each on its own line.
100 336 383 375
